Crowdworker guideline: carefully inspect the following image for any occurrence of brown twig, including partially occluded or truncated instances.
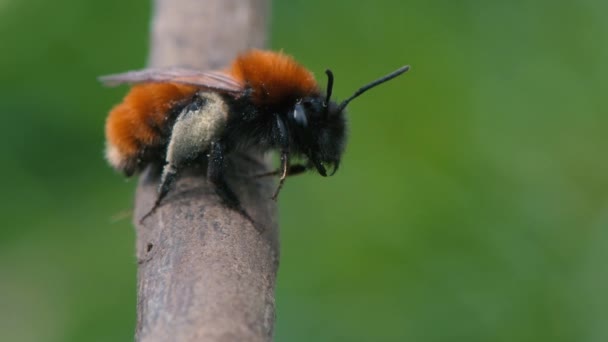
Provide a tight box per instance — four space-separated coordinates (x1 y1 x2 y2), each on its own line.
133 1 277 341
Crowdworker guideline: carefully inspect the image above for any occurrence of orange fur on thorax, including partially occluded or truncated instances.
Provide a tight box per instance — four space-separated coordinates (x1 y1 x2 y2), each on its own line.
229 50 320 107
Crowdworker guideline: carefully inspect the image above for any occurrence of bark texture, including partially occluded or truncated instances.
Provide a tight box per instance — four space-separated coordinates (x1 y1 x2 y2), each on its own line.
134 1 277 341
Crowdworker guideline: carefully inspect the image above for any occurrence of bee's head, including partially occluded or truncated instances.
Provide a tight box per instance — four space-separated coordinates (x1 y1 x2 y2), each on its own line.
288 96 346 176
287 66 410 176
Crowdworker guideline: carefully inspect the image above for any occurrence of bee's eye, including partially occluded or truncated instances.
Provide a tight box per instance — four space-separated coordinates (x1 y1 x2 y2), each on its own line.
291 103 308 127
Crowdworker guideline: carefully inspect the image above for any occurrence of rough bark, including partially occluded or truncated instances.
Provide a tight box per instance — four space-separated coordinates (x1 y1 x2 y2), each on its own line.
134 1 277 341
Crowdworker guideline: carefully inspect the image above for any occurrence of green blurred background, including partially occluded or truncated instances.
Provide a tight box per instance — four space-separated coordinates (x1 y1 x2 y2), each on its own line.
1 0 607 341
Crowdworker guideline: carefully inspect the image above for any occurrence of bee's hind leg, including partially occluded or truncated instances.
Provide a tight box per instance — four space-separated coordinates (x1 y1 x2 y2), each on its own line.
139 163 180 224
207 140 255 224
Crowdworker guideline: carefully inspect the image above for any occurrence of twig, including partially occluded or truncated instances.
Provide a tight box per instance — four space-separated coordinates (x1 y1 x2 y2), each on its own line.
133 1 277 341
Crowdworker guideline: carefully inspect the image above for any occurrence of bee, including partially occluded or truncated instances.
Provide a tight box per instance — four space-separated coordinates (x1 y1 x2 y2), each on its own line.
101 50 409 222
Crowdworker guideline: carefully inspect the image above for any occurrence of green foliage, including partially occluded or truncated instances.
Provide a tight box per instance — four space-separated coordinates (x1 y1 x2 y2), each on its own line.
1 0 606 341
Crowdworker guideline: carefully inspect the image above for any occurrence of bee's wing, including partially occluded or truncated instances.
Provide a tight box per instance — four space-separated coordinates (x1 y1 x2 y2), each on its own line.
99 67 244 94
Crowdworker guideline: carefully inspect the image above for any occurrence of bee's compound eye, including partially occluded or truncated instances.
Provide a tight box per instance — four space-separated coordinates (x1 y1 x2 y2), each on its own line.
292 103 308 127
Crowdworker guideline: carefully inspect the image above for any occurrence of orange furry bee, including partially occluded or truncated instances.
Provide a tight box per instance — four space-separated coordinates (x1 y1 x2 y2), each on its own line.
101 50 409 221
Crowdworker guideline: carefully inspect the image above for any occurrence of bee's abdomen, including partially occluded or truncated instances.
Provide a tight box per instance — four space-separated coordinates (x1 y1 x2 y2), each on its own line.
105 83 198 175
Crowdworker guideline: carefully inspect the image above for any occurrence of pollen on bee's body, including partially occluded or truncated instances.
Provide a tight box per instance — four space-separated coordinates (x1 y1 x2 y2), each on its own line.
164 92 229 167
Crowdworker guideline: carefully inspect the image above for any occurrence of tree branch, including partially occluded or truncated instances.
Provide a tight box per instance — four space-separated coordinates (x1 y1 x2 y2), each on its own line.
134 1 277 341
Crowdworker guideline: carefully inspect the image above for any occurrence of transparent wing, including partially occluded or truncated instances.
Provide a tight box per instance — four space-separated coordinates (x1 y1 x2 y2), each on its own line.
99 67 244 94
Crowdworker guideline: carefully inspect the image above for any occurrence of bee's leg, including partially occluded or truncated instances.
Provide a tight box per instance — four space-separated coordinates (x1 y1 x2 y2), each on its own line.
271 151 288 201
140 163 179 223
252 164 308 178
271 115 291 201
208 140 254 223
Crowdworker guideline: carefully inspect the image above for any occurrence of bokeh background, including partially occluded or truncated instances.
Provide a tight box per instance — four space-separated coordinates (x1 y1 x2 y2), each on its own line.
1 0 607 341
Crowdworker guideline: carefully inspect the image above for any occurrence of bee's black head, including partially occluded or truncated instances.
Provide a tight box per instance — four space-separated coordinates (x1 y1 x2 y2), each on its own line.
288 66 410 176
288 96 346 176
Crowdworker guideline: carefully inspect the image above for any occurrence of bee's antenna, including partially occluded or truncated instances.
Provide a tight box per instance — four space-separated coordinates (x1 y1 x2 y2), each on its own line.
324 69 334 108
338 65 410 112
